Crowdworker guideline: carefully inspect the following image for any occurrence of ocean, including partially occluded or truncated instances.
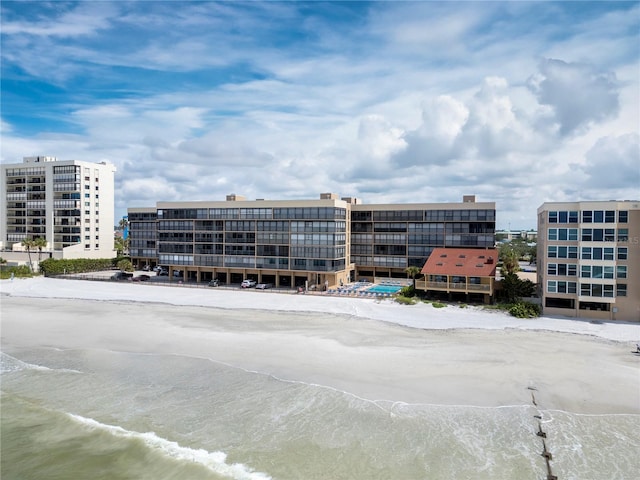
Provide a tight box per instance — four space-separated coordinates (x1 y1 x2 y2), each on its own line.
2 344 638 480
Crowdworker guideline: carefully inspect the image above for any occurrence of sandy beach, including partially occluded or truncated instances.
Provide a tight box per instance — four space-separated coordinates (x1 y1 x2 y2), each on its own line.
2 277 639 416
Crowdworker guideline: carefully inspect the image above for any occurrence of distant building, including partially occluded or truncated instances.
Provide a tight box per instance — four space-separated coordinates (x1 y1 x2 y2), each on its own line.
496 230 537 242
128 194 496 288
537 200 639 322
0 156 117 259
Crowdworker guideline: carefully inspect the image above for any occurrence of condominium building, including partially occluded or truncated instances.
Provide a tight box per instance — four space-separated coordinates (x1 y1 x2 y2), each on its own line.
537 201 639 322
128 193 495 289
0 156 117 259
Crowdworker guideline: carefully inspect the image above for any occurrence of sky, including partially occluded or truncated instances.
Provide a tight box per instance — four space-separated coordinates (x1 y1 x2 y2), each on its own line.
1 1 639 230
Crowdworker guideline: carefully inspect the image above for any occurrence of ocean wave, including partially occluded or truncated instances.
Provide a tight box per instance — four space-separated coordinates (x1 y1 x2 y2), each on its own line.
67 413 272 480
0 352 82 374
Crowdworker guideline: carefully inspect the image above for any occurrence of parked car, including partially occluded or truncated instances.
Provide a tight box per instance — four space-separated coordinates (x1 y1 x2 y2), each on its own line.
157 269 168 276
111 271 134 281
241 279 257 288
142 265 150 271
132 274 151 282
208 279 220 287
255 283 272 290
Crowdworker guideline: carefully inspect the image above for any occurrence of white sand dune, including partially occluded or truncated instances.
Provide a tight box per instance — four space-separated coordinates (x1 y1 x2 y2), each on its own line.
2 277 639 414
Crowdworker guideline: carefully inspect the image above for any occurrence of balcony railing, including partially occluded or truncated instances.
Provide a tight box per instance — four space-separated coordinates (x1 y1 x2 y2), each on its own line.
416 280 492 292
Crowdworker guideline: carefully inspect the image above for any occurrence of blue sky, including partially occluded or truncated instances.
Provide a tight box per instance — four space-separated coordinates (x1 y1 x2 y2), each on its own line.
2 1 639 229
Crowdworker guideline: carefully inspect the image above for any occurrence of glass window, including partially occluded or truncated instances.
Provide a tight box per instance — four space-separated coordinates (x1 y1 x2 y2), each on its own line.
605 211 615 223
548 229 558 241
582 211 592 223
548 211 558 223
617 266 627 279
618 229 629 241
618 211 628 223
617 284 627 297
547 264 557 275
547 281 557 293
558 211 568 223
569 211 578 223
582 229 592 241
618 247 628 260
593 210 604 223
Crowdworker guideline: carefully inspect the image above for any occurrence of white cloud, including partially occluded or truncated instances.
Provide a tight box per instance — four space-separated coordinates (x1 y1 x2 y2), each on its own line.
527 59 620 136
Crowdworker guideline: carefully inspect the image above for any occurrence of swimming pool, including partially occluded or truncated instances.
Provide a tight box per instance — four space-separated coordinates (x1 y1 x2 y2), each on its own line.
366 284 404 294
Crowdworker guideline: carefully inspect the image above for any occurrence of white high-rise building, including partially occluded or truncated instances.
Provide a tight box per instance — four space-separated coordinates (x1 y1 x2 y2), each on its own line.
1 156 117 259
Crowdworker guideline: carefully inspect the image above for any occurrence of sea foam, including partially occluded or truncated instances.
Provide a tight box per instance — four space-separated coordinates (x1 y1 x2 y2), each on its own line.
67 413 271 480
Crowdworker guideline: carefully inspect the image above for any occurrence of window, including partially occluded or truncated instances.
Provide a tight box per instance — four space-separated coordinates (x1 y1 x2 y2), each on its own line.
617 284 627 297
582 229 592 241
605 211 615 223
582 211 592 223
617 266 627 279
618 247 628 260
547 281 557 293
548 211 558 223
618 229 628 242
569 211 578 223
547 264 557 275
593 210 604 223
548 229 558 241
618 211 628 223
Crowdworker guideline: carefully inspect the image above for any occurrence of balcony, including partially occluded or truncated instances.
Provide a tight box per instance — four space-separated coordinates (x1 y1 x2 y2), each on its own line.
416 280 492 292
6 193 27 201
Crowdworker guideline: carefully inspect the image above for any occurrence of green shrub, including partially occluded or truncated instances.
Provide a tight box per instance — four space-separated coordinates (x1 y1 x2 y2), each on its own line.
508 301 541 318
395 296 418 305
399 285 416 298
0 264 35 279
432 302 446 309
39 258 116 276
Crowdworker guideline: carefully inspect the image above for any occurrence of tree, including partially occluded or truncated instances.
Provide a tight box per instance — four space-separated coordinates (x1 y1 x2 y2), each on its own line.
499 244 520 276
117 258 133 272
114 236 129 256
33 237 47 263
500 273 535 303
405 265 422 289
21 238 35 271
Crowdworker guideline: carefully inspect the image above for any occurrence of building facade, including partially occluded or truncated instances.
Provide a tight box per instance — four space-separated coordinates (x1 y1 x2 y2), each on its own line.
128 194 496 289
0 156 117 259
537 201 639 322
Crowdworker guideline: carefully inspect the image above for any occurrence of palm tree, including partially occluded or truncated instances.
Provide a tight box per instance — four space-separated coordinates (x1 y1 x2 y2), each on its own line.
405 265 422 289
33 237 47 263
21 238 35 271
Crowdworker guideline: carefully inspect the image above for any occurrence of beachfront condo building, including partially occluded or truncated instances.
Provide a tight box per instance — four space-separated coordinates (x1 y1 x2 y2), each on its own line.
128 194 495 289
537 201 640 322
0 156 117 259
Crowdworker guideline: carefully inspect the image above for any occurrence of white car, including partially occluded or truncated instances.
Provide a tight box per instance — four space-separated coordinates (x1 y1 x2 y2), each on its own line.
241 279 257 288
256 283 272 290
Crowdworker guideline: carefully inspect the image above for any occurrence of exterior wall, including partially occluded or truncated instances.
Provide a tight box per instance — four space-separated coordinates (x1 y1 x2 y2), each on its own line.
351 201 496 279
131 196 352 288
537 201 640 322
1 156 117 259
129 195 496 289
128 208 158 268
